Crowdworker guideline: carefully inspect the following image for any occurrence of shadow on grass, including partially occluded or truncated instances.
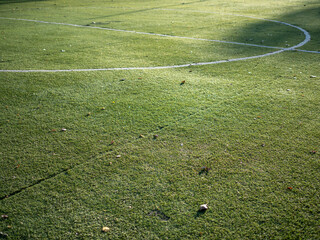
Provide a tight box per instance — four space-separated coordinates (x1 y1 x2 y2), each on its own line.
0 0 46 4
228 3 320 51
148 209 170 221
195 209 207 218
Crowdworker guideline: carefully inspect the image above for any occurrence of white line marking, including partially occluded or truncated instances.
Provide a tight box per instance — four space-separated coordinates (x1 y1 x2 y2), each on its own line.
0 50 286 73
295 49 320 54
0 16 312 51
161 8 318 54
0 11 315 73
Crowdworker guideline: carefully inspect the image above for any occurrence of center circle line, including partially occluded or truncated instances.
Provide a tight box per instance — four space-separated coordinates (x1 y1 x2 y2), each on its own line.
0 12 311 73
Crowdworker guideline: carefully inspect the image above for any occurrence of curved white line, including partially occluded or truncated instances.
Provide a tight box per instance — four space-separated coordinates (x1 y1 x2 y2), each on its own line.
295 49 320 54
0 12 312 73
0 17 293 50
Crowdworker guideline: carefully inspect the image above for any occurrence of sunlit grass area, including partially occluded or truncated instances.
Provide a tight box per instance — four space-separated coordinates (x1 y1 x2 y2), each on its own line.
0 0 319 239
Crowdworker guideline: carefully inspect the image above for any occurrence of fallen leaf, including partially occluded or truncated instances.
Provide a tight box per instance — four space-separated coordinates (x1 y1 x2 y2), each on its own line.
101 107 105 110
180 80 186 85
86 112 91 117
139 134 145 138
102 226 110 232
199 204 208 211
287 187 293 190
310 150 317 154
110 140 114 145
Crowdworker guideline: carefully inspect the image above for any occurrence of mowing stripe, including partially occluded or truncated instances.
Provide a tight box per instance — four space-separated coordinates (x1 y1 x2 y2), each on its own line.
0 11 314 72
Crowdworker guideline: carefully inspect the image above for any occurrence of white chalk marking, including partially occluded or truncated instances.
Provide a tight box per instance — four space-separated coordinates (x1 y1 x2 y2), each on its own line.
0 10 315 73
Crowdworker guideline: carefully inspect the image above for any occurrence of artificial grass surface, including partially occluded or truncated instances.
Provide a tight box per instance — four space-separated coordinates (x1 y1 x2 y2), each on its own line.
1 0 320 239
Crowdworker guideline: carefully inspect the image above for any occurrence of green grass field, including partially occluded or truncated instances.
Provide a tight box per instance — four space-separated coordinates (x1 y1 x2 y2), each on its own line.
1 0 320 239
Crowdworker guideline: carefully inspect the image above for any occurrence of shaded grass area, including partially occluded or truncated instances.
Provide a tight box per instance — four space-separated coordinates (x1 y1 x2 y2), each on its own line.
231 5 320 52
0 0 320 239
